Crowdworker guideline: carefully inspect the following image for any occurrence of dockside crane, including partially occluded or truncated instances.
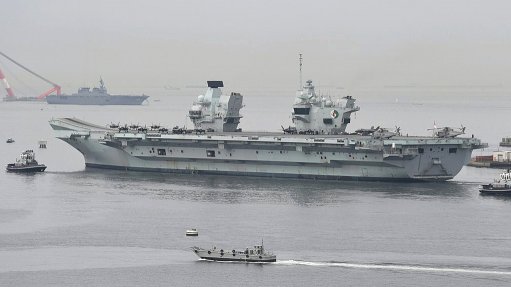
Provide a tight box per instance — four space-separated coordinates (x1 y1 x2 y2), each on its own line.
0 51 61 99
0 66 15 98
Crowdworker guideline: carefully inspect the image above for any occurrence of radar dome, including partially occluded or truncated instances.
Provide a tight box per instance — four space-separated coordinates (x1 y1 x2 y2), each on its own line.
197 95 205 102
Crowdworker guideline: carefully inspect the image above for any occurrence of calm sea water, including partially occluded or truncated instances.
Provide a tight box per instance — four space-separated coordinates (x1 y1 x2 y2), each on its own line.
1 87 511 286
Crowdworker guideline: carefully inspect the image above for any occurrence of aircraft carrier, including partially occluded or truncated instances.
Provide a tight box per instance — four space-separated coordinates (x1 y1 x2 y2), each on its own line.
49 79 486 181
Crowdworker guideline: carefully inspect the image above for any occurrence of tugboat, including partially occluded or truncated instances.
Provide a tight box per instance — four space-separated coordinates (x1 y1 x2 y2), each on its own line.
6 150 47 172
6 138 14 143
192 241 276 263
480 169 511 195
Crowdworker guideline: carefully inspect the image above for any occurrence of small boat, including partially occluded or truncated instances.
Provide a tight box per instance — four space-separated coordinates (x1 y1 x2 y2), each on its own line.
186 229 199 236
480 183 511 195
192 241 276 263
480 170 511 195
6 150 47 172
6 138 14 143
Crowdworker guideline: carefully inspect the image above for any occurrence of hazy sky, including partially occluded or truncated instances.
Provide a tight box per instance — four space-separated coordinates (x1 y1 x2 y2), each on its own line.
1 0 510 94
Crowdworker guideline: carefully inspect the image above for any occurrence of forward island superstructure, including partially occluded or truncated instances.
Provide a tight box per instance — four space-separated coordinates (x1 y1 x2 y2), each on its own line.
49 79 486 181
188 81 243 132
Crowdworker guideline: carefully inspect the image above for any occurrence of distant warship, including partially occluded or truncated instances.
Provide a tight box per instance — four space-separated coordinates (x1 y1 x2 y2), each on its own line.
46 78 148 105
49 76 486 181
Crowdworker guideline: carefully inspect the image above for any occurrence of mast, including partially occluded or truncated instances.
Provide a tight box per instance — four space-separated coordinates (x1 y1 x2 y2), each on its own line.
299 53 303 90
99 77 105 89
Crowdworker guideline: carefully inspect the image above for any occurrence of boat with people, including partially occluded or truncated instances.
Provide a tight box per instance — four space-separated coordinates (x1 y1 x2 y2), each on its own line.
480 169 511 195
192 241 276 263
6 150 47 172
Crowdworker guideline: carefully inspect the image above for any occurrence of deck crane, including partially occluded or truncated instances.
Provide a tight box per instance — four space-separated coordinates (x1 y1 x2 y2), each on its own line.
0 51 61 100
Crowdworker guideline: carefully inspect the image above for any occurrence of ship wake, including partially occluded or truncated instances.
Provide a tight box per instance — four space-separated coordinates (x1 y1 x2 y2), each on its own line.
275 260 511 276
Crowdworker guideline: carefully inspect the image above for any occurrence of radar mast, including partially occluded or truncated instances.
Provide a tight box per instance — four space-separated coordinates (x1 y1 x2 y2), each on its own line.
299 53 303 90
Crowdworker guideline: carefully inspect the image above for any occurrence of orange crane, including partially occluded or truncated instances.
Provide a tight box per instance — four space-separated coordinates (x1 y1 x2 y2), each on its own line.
0 51 61 100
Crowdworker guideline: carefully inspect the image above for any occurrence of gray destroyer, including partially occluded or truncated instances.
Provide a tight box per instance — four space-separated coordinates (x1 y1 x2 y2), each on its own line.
49 80 486 181
46 78 148 105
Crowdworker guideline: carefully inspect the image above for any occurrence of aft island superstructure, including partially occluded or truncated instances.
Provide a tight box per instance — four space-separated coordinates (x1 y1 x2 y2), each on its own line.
50 80 485 181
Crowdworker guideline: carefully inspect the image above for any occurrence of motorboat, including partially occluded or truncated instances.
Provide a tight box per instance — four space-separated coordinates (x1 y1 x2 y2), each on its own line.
186 229 199 236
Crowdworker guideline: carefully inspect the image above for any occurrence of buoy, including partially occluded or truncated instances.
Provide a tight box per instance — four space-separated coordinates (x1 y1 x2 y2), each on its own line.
38 140 47 148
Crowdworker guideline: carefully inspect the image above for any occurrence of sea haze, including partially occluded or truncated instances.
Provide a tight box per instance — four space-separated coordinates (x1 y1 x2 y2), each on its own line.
1 88 511 286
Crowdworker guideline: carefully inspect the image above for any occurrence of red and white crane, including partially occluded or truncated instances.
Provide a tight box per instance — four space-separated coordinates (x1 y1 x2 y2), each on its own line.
0 51 61 100
0 66 15 98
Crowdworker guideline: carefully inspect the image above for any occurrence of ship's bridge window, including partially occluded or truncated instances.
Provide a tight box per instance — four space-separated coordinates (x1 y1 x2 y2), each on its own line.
157 149 166 155
449 148 457 154
293 108 310 115
323 118 333 125
207 150 216 157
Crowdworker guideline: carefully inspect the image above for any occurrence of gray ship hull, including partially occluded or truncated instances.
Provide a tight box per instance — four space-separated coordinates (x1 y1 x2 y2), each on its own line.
46 95 149 105
50 118 485 182
3 96 44 102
